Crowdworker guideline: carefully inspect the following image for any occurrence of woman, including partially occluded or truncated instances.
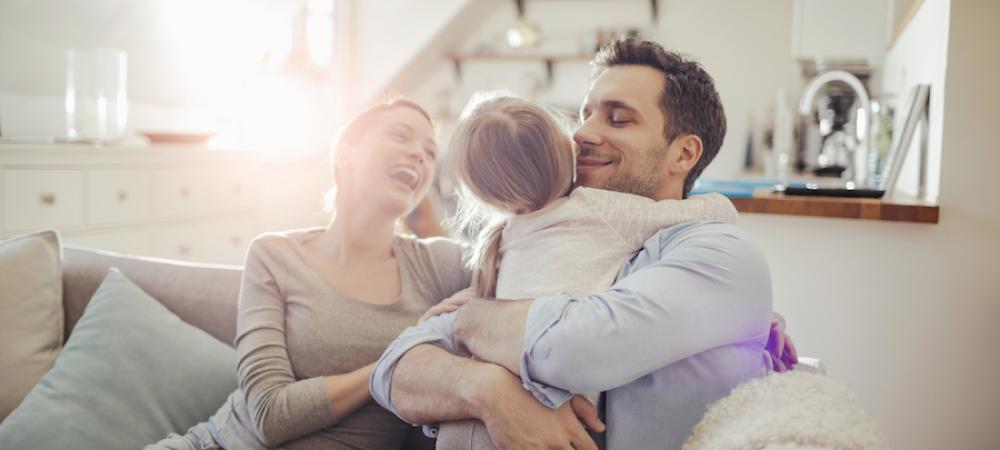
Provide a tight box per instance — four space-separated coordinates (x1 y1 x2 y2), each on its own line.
148 99 471 449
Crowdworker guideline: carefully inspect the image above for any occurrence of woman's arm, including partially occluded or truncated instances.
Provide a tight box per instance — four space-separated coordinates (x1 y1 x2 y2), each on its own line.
236 237 369 447
324 362 376 419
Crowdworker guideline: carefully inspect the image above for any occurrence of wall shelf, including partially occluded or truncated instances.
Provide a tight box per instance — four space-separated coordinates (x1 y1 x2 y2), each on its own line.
732 188 939 223
446 52 594 83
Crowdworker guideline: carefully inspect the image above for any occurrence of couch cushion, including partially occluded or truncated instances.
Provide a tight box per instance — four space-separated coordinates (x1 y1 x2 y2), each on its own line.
0 229 63 421
0 268 238 449
62 246 242 346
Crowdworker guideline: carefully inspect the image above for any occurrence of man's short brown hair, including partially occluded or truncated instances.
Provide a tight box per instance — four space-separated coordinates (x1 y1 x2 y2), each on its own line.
591 38 726 197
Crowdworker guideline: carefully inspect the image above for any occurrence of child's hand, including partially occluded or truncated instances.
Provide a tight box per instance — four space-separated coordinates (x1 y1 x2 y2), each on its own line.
418 287 477 323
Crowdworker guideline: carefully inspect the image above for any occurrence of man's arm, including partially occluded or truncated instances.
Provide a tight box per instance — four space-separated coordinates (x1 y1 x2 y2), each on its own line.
388 343 493 423
370 311 467 421
370 310 604 450
455 222 774 404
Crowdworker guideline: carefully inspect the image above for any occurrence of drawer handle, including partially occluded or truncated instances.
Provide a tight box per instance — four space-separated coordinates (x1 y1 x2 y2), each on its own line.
178 245 191 256
39 193 57 206
179 187 190 198
116 190 129 202
230 236 242 247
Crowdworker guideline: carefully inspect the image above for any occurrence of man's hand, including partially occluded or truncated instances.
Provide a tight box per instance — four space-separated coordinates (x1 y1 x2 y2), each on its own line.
767 314 798 371
453 299 532 375
476 367 604 450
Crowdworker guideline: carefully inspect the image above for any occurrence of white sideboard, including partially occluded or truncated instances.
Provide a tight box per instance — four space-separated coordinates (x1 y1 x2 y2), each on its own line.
0 144 330 265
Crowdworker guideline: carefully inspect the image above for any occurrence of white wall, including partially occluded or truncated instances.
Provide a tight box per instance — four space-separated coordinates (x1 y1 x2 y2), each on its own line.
347 0 483 110
881 0 950 200
408 0 805 180
740 1 1000 449
0 0 308 139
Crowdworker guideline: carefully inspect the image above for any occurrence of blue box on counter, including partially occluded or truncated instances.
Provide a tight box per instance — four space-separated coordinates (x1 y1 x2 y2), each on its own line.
690 178 806 198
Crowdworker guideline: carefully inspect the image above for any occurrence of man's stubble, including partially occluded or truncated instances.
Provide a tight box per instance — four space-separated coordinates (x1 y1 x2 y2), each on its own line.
583 142 670 199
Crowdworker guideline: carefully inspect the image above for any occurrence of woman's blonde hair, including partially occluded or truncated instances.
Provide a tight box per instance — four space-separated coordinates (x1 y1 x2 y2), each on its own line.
448 93 575 297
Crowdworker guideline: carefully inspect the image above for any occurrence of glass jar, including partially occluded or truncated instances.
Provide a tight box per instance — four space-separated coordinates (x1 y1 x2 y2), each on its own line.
64 48 127 143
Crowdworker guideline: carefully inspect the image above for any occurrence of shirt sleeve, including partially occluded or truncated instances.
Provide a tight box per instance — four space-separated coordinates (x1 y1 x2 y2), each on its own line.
519 222 773 407
235 237 338 447
370 310 463 422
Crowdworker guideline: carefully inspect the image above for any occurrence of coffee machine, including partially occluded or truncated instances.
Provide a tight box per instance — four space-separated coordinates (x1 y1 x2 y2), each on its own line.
796 61 873 187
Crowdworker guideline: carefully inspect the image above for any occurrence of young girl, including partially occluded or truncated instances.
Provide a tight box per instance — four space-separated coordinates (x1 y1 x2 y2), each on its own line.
451 93 736 301
433 94 738 449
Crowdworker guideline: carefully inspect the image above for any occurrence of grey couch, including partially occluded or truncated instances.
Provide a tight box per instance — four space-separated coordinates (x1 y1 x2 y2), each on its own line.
62 246 242 347
59 246 848 449
60 245 433 449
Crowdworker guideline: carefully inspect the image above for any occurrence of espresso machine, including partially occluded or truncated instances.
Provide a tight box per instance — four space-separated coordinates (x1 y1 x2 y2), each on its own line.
796 64 873 187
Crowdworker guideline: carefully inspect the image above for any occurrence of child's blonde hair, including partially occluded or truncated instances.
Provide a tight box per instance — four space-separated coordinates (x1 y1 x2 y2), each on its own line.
448 93 575 298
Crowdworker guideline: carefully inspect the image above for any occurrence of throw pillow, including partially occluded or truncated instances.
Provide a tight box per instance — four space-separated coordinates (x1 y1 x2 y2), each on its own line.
0 229 63 421
0 268 238 449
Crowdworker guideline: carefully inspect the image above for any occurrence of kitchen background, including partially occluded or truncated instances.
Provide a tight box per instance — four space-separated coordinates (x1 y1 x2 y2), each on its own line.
1 0 998 449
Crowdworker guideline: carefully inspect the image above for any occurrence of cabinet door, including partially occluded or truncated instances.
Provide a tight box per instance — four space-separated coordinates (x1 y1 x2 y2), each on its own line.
149 225 208 262
211 168 257 212
3 169 84 231
205 217 261 265
151 169 210 218
792 0 889 61
86 169 152 224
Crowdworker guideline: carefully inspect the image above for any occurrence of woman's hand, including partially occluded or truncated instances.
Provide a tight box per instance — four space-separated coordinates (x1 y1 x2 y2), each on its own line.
419 287 476 323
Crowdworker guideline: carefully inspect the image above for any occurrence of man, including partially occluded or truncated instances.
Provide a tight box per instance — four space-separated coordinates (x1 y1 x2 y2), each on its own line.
371 38 797 450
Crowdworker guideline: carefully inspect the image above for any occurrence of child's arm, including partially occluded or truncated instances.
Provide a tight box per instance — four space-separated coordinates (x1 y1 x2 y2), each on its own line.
579 189 738 249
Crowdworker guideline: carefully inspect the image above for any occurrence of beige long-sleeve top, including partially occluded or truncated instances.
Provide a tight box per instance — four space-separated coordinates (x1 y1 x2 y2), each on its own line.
208 228 470 449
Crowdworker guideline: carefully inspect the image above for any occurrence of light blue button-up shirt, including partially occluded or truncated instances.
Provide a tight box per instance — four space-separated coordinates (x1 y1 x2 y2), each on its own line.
371 221 773 450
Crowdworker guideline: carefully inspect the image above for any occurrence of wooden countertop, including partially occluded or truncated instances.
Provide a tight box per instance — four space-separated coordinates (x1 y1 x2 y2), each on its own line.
731 189 939 223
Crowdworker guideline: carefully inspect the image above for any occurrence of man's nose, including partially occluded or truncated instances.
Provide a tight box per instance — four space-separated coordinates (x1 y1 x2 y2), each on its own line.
573 118 603 148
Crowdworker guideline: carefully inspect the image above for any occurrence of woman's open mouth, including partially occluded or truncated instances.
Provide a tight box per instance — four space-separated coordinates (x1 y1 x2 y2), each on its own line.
388 166 420 192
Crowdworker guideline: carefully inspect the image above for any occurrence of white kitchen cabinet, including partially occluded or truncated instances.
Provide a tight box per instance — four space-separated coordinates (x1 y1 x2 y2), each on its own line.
3 169 83 231
86 169 152 224
0 144 328 265
792 0 891 63
65 230 152 256
151 169 212 218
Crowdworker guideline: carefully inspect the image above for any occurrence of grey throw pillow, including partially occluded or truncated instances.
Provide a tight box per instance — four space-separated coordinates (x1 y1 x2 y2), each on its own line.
0 229 63 421
0 268 237 449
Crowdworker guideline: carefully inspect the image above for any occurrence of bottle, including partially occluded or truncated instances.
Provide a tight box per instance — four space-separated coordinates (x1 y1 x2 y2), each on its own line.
773 89 794 186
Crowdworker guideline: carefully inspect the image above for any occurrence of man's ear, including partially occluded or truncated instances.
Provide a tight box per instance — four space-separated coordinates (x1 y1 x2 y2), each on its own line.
669 134 703 174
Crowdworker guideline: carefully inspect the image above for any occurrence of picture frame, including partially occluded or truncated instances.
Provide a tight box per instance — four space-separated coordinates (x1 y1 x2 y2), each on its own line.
881 84 931 197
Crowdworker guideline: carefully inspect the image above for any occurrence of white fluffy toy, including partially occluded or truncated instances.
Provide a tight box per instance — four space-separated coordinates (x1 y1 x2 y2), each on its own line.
683 368 890 450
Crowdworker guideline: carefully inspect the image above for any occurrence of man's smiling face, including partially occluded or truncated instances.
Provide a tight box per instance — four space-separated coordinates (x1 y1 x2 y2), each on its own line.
573 65 675 199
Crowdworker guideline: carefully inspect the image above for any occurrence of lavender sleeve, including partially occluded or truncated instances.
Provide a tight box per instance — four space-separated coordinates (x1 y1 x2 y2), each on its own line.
519 222 773 407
